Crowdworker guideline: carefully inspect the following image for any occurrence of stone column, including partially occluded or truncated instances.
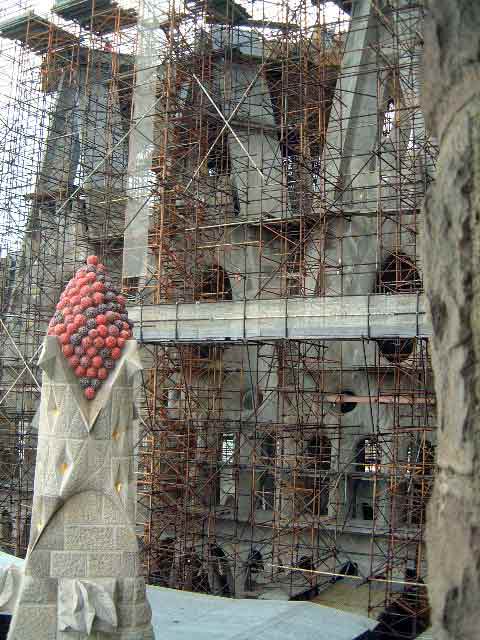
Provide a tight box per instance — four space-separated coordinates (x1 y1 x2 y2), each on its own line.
422 2 480 638
7 337 155 639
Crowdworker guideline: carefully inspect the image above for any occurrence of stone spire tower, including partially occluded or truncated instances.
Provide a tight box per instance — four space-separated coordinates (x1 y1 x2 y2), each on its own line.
8 259 154 639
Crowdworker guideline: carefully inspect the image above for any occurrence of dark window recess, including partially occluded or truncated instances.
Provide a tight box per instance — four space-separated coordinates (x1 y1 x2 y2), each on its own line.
382 98 395 137
375 253 422 362
297 555 315 571
208 544 234 597
255 434 275 511
232 184 241 216
300 435 331 516
376 253 421 294
311 158 322 192
356 437 381 474
198 265 232 301
207 131 231 176
280 130 300 194
339 390 357 414
123 276 139 294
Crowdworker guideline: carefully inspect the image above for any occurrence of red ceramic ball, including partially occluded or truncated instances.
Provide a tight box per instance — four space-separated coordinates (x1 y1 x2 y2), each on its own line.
89 329 99 339
111 347 121 360
97 325 108 338
92 292 104 306
116 295 126 306
59 333 70 345
71 295 81 307
84 387 96 400
87 255 99 266
105 336 117 349
54 324 66 336
80 355 91 368
93 337 104 349
98 367 108 380
117 337 126 349
105 311 115 323
72 305 82 316
119 330 130 340
92 355 103 369
64 314 74 325
86 367 97 378
96 314 107 326
66 324 77 337
75 366 86 378
81 336 93 349
62 344 74 357
85 272 96 283
80 296 93 310
79 285 91 297
86 346 97 359
68 355 80 369
92 281 105 292
76 278 88 291
74 313 85 324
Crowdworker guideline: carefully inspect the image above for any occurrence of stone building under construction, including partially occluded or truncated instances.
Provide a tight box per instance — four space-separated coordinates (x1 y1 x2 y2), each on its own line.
0 0 437 636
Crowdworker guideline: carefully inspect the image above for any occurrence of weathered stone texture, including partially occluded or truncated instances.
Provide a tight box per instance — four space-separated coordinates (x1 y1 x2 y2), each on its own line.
7 339 154 639
423 2 480 638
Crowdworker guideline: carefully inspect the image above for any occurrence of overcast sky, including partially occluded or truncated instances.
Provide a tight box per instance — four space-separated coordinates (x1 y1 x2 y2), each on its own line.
26 0 346 24
0 0 347 254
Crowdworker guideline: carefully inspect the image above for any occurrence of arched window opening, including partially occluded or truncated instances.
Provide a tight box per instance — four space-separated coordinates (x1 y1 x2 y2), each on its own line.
299 435 331 516
280 129 301 197
356 437 381 474
217 431 236 507
297 555 315 571
206 130 231 177
295 555 317 589
332 389 358 414
375 253 422 362
351 437 381 520
306 435 332 470
382 98 396 137
376 253 421 294
199 265 232 302
179 550 209 593
256 434 275 511
221 432 235 463
245 548 264 591
208 544 234 597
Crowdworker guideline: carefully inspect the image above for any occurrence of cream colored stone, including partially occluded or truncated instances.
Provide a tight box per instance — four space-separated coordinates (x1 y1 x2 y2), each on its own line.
8 338 154 639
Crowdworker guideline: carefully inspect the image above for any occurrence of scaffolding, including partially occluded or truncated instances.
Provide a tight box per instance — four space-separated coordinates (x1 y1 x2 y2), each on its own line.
0 0 437 638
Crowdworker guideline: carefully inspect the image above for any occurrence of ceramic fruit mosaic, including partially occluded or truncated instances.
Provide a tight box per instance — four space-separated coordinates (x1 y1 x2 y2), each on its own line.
47 256 133 400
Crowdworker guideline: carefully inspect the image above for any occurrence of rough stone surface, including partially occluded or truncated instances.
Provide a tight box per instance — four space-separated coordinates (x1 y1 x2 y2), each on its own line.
423 2 480 638
7 338 154 639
